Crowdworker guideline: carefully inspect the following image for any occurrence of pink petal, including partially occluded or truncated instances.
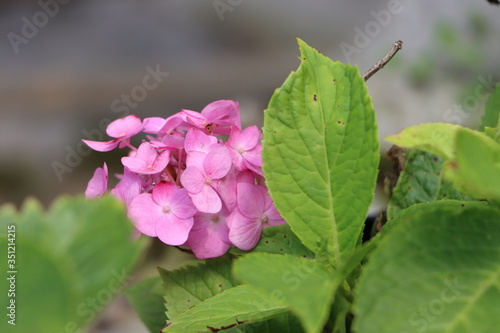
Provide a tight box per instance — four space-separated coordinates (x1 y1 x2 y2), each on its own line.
150 150 171 172
202 100 241 131
106 115 143 138
169 188 198 220
229 148 245 170
85 163 108 199
236 126 260 150
237 183 265 219
266 205 287 226
121 142 170 174
237 170 257 184
161 134 185 150
243 145 263 166
180 110 208 128
186 227 231 259
185 210 231 259
121 156 146 174
128 193 163 237
184 128 217 154
110 167 142 205
157 115 183 136
213 167 239 211
156 215 194 246
143 117 167 134
228 210 262 250
82 139 120 152
151 182 176 205
186 151 207 171
204 145 231 179
190 185 222 214
111 180 141 206
180 166 205 194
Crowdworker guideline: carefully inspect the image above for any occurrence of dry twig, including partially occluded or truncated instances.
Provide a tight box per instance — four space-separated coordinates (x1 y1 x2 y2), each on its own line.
363 40 403 81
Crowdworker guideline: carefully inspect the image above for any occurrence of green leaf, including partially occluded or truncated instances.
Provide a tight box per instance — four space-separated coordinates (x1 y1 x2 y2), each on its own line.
262 38 379 266
125 277 167 333
480 83 500 131
443 128 500 199
387 149 473 219
0 196 147 333
385 123 467 159
484 126 500 143
163 285 289 333
233 253 337 333
230 225 315 258
159 258 239 320
353 204 500 333
384 200 488 232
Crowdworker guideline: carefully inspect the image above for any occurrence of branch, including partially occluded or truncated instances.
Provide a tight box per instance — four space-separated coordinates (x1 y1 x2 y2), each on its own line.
363 40 403 81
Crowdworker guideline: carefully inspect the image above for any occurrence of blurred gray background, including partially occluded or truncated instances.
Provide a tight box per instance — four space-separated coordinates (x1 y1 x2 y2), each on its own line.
1 0 499 331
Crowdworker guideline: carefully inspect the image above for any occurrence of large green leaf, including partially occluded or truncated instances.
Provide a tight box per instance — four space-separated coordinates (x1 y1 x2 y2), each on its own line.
387 149 473 219
0 196 147 333
480 83 500 131
125 277 167 333
262 38 379 266
159 258 239 320
443 128 500 200
353 204 500 333
160 256 305 333
230 225 315 258
233 253 337 333
163 285 289 333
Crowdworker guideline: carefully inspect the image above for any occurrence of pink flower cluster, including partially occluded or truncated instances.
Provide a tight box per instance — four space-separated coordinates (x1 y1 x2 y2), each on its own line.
83 100 286 259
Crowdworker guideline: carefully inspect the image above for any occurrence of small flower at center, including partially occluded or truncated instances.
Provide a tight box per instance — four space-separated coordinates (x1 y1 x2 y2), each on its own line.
260 215 269 226
237 147 245 155
205 177 212 185
163 205 171 214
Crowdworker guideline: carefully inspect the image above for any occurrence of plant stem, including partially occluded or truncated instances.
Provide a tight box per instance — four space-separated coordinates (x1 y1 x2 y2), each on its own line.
363 40 403 81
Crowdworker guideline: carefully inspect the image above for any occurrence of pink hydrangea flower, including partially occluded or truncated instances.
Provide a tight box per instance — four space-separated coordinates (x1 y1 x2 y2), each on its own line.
84 99 280 258
110 167 142 206
228 183 286 250
181 145 231 214
82 115 143 152
227 125 263 175
121 142 170 175
128 182 197 245
184 206 231 259
85 163 108 199
180 100 241 135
